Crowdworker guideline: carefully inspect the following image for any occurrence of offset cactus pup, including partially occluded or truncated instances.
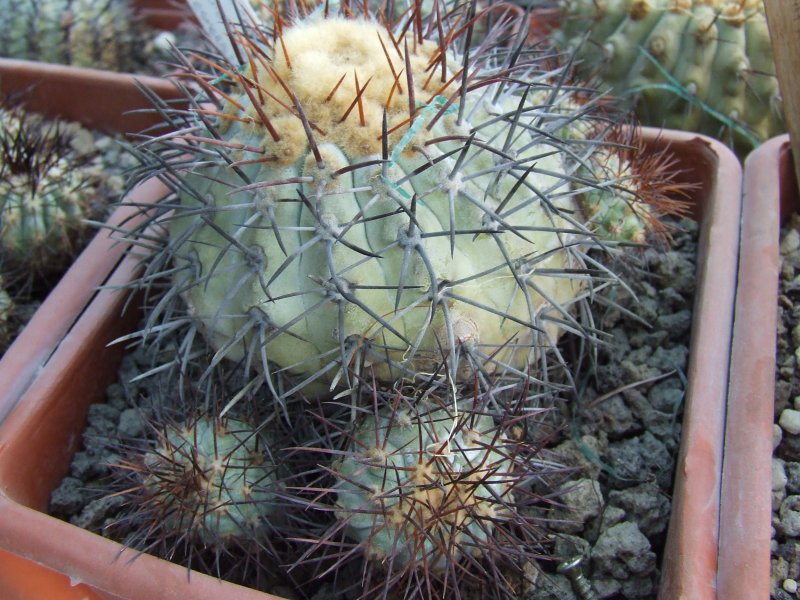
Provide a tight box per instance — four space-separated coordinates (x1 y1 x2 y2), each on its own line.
0 126 741 600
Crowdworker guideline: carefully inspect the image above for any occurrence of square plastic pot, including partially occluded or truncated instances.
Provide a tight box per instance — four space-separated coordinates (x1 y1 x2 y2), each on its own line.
717 134 797 600
0 128 743 600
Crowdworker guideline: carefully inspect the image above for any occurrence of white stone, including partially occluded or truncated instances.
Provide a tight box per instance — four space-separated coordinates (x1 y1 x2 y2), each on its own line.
774 459 788 492
783 579 798 594
779 409 800 436
775 424 785 450
781 229 800 254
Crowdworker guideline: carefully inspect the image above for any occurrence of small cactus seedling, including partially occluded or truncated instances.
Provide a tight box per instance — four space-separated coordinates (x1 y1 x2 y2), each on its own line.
551 0 784 152
127 2 683 402
288 378 566 599
0 107 104 278
0 0 152 71
112 414 279 549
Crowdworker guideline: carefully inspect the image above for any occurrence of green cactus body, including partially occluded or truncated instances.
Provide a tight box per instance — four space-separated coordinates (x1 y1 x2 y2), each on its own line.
553 0 784 151
333 401 514 569
140 14 671 394
0 108 98 273
140 416 277 544
0 0 145 71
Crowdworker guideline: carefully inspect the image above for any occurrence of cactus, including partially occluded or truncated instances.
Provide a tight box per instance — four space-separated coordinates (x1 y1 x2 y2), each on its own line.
334 401 517 569
114 414 279 548
0 108 88 273
128 3 683 402
0 0 150 71
0 107 106 276
550 0 784 152
288 378 565 599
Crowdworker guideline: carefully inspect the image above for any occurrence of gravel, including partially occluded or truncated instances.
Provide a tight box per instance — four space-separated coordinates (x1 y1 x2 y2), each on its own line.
773 213 800 599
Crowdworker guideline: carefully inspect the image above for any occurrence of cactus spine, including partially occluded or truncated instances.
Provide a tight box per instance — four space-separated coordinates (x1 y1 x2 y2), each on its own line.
132 7 678 401
0 107 102 275
552 0 784 151
119 415 279 547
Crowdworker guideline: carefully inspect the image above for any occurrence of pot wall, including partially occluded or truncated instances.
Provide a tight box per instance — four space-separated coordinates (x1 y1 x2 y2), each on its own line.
717 135 797 599
0 128 743 600
0 64 180 597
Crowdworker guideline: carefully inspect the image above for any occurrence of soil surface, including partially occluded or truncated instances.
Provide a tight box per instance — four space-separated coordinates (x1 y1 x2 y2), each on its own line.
771 213 800 600
49 219 700 599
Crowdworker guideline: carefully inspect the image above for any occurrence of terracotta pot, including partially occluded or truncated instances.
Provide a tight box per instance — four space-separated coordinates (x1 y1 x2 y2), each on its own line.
132 0 194 30
0 127 742 599
0 61 186 421
0 62 189 596
717 135 797 599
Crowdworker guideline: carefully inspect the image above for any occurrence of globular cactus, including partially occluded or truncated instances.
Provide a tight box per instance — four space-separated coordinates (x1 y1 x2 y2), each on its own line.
550 0 784 152
334 402 516 569
113 414 280 549
130 4 682 401
0 107 96 275
0 0 150 71
290 381 563 599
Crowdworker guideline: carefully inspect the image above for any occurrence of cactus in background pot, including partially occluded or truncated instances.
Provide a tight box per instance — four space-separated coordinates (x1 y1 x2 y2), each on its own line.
550 0 784 153
0 0 153 71
127 3 684 402
0 106 106 277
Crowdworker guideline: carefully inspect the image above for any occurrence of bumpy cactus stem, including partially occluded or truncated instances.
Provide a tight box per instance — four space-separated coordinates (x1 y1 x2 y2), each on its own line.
288 377 563 599
551 0 784 152
0 107 102 276
113 414 279 548
0 0 151 71
126 3 682 404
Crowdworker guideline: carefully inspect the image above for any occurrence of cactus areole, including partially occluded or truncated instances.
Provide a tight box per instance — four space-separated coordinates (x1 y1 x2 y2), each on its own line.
151 12 668 393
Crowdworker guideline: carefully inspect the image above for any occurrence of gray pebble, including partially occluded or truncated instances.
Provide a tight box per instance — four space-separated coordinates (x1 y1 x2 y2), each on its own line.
608 481 671 536
549 478 604 534
591 521 656 579
776 424 786 451
779 496 800 537
49 477 85 516
118 408 147 438
775 458 789 492
786 462 800 495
